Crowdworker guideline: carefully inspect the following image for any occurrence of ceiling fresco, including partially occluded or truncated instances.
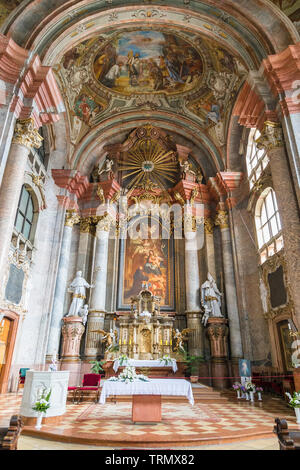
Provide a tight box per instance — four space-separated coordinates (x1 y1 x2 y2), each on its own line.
93 30 204 96
55 27 248 155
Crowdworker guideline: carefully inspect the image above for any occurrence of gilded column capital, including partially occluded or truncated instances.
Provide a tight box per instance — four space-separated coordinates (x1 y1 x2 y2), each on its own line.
65 210 80 227
79 216 96 235
255 121 284 150
95 213 114 233
12 118 43 150
204 217 214 234
215 210 229 229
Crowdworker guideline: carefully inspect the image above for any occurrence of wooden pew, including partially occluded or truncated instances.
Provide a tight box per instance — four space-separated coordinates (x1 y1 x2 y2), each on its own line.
273 418 300 450
0 415 23 450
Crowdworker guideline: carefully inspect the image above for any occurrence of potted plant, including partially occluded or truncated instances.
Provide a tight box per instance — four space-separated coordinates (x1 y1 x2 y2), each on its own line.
89 360 105 374
286 391 300 424
181 351 204 383
32 388 51 430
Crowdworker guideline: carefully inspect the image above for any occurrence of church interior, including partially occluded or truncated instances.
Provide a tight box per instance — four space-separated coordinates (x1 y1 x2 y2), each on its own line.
0 0 299 452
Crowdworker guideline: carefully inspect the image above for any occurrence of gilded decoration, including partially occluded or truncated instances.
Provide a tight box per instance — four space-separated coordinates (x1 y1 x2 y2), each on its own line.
215 210 229 229
65 210 80 227
255 121 284 150
12 119 43 150
118 132 178 189
204 217 214 234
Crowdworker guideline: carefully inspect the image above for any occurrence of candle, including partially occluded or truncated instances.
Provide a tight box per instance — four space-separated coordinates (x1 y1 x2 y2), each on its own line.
119 339 121 345
129 339 131 345
165 340 168 345
123 339 126 345
160 340 162 345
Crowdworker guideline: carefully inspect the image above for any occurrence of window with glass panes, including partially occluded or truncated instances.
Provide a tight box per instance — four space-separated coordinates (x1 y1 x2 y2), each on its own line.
14 186 34 240
255 188 283 263
246 128 269 189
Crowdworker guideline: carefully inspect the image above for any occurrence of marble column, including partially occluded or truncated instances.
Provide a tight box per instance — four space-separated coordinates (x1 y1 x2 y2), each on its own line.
204 217 216 280
215 210 243 360
185 224 203 356
46 210 80 360
77 217 95 276
84 216 110 359
0 118 42 280
257 121 300 329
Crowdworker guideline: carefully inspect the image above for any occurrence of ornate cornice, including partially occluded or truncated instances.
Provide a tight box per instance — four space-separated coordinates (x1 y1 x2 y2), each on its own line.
12 118 43 150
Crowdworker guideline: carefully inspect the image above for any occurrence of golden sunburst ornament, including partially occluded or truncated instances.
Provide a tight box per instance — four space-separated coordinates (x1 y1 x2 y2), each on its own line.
118 138 178 189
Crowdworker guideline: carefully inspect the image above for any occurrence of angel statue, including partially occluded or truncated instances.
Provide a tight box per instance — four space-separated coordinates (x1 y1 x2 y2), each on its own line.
179 159 196 180
98 156 114 179
91 328 118 352
201 273 223 318
172 328 192 353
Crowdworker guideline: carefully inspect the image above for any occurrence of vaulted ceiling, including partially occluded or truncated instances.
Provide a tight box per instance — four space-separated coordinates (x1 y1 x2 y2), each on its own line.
0 0 298 178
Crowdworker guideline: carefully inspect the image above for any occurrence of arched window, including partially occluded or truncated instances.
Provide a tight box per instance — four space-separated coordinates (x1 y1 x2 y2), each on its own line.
255 188 283 263
246 128 269 189
14 186 34 240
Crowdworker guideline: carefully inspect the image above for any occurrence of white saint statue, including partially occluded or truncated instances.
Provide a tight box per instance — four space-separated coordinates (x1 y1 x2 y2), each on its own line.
66 271 94 317
79 304 89 325
201 273 223 318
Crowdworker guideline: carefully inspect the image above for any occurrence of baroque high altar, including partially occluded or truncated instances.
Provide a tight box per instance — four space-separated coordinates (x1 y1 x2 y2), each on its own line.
55 124 233 385
116 289 174 361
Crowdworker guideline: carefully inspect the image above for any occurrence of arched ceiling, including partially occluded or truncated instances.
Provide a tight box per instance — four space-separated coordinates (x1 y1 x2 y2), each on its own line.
1 0 298 178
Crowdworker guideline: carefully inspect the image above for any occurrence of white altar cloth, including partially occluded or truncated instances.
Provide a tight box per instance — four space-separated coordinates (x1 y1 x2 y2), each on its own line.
113 358 178 373
99 379 194 405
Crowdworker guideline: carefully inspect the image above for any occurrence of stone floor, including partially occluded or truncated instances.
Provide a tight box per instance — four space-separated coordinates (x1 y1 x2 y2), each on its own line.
0 391 299 449
18 434 279 450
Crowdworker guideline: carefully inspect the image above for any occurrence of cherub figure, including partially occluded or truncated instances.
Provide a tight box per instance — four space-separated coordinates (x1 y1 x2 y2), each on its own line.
91 328 118 352
172 328 192 352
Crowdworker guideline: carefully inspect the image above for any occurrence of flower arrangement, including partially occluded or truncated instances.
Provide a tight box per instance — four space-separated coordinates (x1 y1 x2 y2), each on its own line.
286 392 300 408
232 382 241 391
245 381 256 393
32 388 51 413
256 387 263 392
118 354 128 366
108 366 149 383
159 355 173 366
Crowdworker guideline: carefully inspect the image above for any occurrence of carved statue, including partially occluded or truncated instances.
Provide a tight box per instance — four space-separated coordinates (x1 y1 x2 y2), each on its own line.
201 304 212 327
66 271 94 317
179 159 195 180
91 328 118 352
98 156 114 179
79 304 89 325
172 328 192 352
201 273 223 318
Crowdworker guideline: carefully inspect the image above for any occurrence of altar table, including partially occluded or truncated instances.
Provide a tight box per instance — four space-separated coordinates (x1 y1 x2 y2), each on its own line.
113 358 178 374
99 378 194 423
